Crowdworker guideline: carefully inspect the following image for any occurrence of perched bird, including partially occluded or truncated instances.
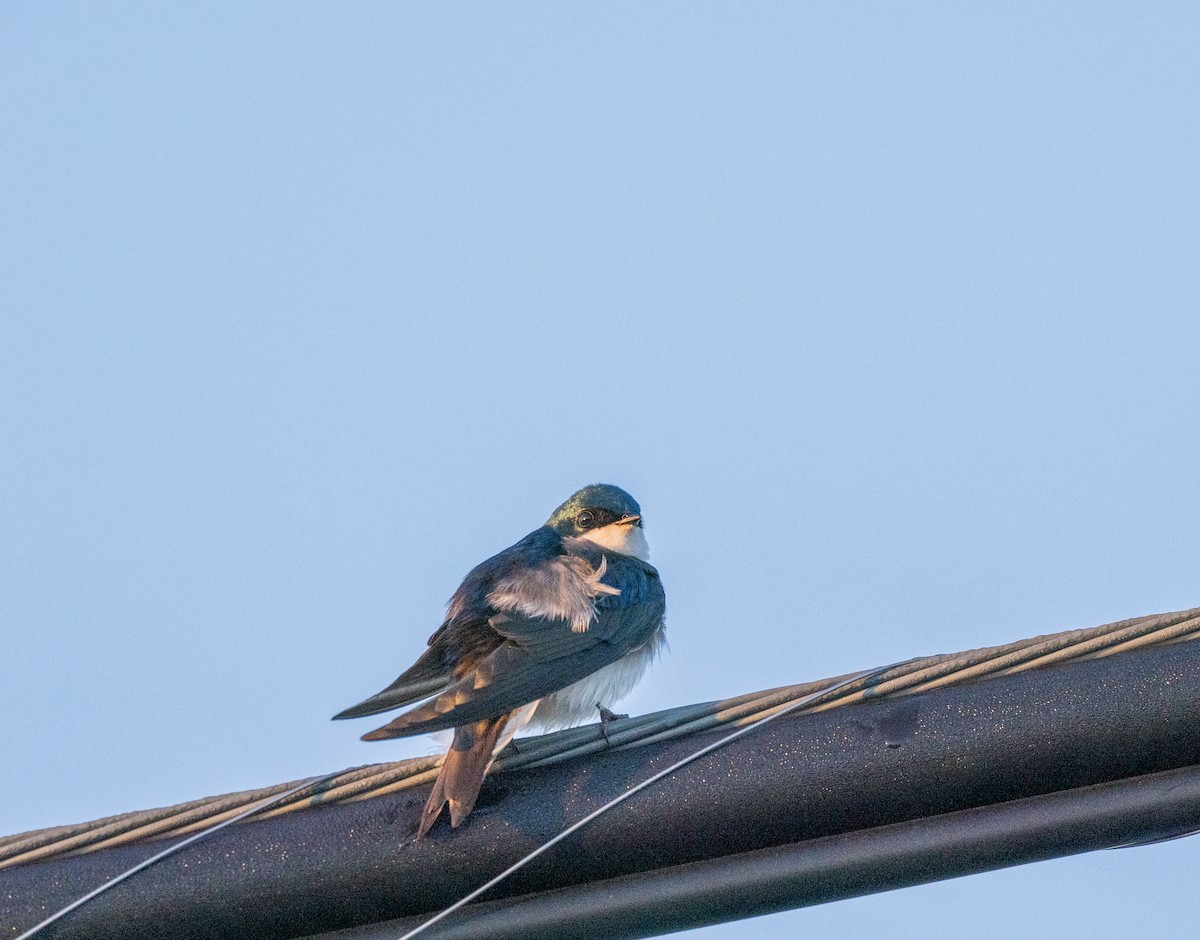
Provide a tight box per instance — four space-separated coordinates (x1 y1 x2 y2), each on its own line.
333 483 666 839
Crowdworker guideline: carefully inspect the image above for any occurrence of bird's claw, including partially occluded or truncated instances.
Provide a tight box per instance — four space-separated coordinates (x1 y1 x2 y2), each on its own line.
596 703 628 745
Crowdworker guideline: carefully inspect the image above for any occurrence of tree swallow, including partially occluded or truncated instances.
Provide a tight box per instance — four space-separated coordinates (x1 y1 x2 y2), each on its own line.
333 484 666 839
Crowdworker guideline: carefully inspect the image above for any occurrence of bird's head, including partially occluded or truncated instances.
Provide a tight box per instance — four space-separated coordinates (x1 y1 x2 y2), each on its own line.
545 483 650 560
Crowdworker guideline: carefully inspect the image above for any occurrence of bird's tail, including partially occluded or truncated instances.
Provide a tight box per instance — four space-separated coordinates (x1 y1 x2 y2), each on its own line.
416 713 511 840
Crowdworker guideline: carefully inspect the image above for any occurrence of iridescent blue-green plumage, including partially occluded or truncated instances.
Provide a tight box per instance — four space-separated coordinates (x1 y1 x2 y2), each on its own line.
544 483 642 535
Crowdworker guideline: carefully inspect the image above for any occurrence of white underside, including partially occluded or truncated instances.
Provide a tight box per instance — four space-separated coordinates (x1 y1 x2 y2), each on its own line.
528 628 666 730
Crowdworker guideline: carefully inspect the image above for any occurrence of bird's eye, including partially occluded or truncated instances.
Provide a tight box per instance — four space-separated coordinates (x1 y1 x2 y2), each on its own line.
576 510 595 528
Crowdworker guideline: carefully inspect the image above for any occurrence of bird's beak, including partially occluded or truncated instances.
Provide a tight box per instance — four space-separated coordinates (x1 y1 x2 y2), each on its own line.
617 514 642 528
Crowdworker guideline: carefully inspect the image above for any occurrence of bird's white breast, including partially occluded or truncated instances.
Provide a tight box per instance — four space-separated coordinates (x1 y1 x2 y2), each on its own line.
580 521 651 561
528 628 666 730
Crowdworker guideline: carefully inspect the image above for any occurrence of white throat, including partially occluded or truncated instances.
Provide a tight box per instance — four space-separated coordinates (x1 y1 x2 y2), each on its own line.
580 522 650 561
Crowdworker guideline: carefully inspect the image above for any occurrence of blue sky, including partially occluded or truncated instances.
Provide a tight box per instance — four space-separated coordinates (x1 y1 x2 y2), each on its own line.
2 3 1198 937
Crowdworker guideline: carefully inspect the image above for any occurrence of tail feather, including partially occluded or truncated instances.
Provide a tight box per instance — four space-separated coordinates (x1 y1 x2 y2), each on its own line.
416 713 511 839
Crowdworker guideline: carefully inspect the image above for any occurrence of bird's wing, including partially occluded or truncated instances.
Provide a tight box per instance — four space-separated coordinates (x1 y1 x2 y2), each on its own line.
330 667 452 721
330 534 536 721
360 548 664 739
330 594 502 720
333 527 611 721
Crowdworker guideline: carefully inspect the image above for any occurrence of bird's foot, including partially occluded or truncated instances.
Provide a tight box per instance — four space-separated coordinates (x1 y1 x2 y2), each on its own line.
596 703 628 745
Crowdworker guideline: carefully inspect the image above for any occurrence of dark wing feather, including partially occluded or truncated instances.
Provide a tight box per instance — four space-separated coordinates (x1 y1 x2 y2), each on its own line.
331 655 452 720
361 553 664 738
331 608 505 719
332 527 564 721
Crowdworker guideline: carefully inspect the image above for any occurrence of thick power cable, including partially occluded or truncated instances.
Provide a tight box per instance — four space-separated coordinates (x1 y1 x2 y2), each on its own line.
13 770 345 940
394 665 891 940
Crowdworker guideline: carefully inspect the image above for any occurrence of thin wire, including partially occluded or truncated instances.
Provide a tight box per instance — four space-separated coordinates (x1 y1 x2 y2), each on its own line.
396 663 894 940
14 770 345 940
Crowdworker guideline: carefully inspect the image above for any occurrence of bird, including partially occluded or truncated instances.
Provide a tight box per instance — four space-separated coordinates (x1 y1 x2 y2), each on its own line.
333 483 666 839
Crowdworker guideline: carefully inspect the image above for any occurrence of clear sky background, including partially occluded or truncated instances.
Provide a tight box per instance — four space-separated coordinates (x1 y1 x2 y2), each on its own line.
2 4 1198 937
